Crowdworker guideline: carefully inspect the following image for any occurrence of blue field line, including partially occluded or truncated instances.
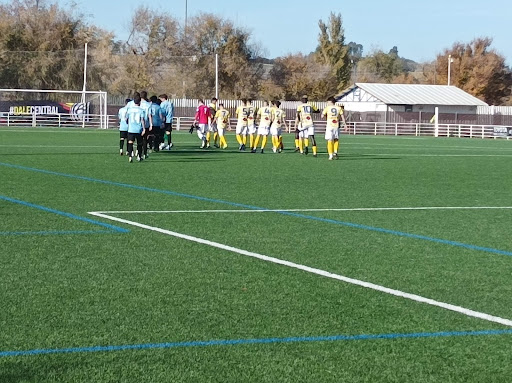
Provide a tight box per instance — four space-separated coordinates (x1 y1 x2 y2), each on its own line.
0 195 129 233
0 230 115 236
1 162 511 257
1 328 512 358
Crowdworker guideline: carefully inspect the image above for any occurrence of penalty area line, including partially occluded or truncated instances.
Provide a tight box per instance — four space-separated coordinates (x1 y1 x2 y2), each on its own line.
94 206 512 214
89 211 512 328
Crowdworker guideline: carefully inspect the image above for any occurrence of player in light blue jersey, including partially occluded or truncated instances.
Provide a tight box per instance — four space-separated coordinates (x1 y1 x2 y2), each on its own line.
149 95 164 151
118 98 130 155
139 91 153 159
159 94 174 150
125 95 146 163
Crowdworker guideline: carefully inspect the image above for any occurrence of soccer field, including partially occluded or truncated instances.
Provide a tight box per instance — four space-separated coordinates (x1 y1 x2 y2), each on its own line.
1 128 512 382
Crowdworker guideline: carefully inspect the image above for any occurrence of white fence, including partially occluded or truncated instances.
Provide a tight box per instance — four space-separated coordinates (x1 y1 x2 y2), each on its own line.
1 113 510 140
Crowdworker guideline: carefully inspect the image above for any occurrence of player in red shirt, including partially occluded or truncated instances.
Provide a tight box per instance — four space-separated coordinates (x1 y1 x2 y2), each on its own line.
194 100 212 149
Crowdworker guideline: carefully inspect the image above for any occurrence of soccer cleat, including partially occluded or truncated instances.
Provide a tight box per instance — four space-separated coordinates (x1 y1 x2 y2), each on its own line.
329 155 334 161
334 152 339 160
304 146 309 155
200 142 205 149
261 149 264 154
272 147 277 153
278 148 282 153
120 149 123 156
214 144 220 148
241 144 246 151
239 144 243 151
159 143 166 151
137 156 143 162
144 154 149 159
294 147 300 152
251 148 256 153
313 154 317 158
169 142 174 148
206 144 210 149
129 156 133 163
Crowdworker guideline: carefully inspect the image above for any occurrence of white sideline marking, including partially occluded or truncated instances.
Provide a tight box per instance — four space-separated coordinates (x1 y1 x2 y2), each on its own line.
89 211 512 327
0 145 113 148
94 206 512 214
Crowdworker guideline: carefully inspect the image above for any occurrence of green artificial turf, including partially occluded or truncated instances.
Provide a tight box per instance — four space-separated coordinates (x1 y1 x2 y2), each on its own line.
0 127 511 382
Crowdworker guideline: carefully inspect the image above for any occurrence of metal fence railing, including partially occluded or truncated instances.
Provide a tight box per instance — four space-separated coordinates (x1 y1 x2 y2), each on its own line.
1 113 510 140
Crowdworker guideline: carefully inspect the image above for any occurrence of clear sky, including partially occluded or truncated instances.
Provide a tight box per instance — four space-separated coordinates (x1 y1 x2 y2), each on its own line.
72 0 511 64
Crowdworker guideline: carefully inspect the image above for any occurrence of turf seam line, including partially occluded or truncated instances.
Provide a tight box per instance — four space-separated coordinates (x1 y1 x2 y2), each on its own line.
2 329 512 358
89 212 512 327
0 195 129 233
1 162 511 257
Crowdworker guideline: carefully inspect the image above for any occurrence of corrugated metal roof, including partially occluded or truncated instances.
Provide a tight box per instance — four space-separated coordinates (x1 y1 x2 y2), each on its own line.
341 83 488 106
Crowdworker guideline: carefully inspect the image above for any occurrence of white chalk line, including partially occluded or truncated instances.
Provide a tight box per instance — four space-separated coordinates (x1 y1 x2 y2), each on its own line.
89 211 512 327
94 206 512 214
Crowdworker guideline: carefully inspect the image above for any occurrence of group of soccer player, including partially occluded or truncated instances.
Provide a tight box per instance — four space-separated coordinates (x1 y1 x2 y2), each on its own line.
119 92 348 162
191 95 348 159
118 91 175 162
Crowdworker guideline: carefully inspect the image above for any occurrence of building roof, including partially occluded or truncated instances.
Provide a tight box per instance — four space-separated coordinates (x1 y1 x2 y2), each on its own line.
338 83 488 106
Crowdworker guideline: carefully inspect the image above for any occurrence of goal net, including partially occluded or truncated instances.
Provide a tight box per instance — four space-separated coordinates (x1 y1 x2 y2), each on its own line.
0 89 108 129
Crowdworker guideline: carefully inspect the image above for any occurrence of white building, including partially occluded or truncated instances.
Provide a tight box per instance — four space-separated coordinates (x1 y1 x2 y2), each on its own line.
337 83 488 115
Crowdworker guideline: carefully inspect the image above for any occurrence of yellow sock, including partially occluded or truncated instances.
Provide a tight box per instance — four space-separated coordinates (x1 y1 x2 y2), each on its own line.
327 141 334 156
243 135 247 145
214 132 219 145
206 132 211 143
304 139 309 148
236 134 243 145
334 140 339 153
221 136 227 148
272 136 277 148
249 134 255 148
279 136 283 149
254 135 260 149
313 145 317 155
298 138 303 152
295 138 299 149
261 136 267 149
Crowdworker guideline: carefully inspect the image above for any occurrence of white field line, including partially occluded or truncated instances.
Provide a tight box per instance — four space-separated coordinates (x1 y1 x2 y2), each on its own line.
89 211 512 327
358 153 512 157
347 142 512 151
94 206 512 214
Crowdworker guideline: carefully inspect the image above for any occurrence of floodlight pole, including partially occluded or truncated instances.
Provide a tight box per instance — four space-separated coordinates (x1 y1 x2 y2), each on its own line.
82 43 88 105
447 54 453 86
215 53 219 99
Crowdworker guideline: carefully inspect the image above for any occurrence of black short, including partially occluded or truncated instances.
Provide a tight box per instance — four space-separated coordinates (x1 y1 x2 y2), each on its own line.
164 122 173 132
120 131 128 139
127 132 142 142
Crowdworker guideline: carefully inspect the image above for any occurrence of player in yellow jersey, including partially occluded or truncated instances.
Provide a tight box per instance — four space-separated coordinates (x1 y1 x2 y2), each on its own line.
322 97 347 160
270 100 287 153
214 103 231 149
207 98 219 148
252 101 272 153
295 95 320 156
246 100 257 149
235 98 249 151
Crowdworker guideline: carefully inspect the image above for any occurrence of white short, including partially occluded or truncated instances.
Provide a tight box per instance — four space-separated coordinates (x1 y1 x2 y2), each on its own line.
257 126 270 136
208 123 217 133
325 128 339 141
236 123 248 135
270 127 281 136
197 124 208 140
248 124 257 135
217 127 225 137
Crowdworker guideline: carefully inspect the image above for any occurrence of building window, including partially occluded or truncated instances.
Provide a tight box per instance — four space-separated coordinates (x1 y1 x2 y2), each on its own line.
405 105 413 112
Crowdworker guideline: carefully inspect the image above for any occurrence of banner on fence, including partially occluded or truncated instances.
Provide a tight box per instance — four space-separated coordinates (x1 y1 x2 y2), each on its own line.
0 100 89 121
493 127 512 137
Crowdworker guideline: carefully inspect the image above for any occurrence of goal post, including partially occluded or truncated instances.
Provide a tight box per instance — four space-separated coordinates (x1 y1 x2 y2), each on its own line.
0 89 108 129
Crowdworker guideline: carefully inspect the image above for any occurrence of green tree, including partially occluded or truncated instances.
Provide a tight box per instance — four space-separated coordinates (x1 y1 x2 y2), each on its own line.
316 12 351 93
357 48 405 83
